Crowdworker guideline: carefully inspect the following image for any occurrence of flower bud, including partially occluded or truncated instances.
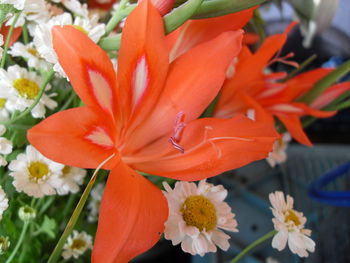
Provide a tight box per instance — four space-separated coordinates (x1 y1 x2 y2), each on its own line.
18 206 36 222
0 236 10 254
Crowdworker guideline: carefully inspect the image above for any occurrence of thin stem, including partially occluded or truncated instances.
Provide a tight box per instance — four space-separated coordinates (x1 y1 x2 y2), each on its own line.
47 154 116 263
230 230 277 263
282 54 317 82
5 222 29 263
0 70 54 125
0 12 21 68
104 0 130 36
22 23 29 44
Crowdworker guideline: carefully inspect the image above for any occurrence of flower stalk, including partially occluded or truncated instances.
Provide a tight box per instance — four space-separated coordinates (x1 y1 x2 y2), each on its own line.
5 222 29 263
230 230 277 263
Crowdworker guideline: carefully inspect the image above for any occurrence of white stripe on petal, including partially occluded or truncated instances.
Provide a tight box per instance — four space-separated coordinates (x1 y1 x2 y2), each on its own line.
132 56 149 108
86 127 114 148
88 70 113 114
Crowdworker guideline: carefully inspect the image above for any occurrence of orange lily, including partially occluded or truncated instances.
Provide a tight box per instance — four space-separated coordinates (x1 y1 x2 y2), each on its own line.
28 1 278 262
214 22 350 146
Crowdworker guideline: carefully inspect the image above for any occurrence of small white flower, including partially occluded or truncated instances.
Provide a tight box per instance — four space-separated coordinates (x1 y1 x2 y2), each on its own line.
269 191 315 257
87 183 104 223
0 65 57 118
0 125 12 167
9 42 51 71
163 180 238 256
266 133 291 167
62 230 93 260
62 0 89 18
0 0 25 10
8 145 64 198
33 13 105 78
0 186 9 220
55 166 86 195
6 0 50 28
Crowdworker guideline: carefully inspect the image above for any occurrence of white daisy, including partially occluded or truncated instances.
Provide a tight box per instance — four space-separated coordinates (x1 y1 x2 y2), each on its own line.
33 13 105 78
9 42 51 71
87 183 104 223
62 0 89 19
62 230 93 260
8 145 64 198
266 133 291 168
0 125 12 167
0 0 25 10
6 0 50 28
0 186 9 220
163 180 238 256
0 65 57 118
55 166 86 195
269 191 315 257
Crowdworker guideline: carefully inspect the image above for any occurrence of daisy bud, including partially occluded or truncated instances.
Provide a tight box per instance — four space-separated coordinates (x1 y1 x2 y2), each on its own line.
0 236 10 254
18 205 36 222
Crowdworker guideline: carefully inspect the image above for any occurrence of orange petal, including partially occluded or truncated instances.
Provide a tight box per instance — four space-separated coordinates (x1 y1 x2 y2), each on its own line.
92 162 168 263
117 0 169 130
243 32 260 45
52 26 119 119
1 25 22 46
276 113 312 146
130 115 278 181
167 8 254 61
311 81 350 109
123 30 244 155
27 107 119 169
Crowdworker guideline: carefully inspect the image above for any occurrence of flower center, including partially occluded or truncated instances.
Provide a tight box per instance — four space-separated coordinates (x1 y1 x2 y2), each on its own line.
181 195 217 231
28 161 49 182
27 48 38 56
71 239 86 250
62 166 71 175
0 98 6 109
72 25 88 35
285 209 301 226
13 78 39 99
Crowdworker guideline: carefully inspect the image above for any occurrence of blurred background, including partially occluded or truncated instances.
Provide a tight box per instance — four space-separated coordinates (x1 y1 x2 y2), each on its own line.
134 0 350 262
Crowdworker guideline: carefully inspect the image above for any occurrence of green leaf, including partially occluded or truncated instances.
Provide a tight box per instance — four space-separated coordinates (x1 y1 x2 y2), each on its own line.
298 59 350 104
164 0 204 33
0 4 19 24
37 216 57 239
191 0 265 19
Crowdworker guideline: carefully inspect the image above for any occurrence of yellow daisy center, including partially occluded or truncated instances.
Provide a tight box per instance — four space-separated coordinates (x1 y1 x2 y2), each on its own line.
71 239 86 250
72 25 88 35
28 161 49 182
285 209 301 226
13 78 39 99
0 98 6 109
27 48 38 56
181 195 217 231
62 166 71 175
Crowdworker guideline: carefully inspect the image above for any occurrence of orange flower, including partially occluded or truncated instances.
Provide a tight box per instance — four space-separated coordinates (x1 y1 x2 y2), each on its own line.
28 1 278 262
214 22 350 146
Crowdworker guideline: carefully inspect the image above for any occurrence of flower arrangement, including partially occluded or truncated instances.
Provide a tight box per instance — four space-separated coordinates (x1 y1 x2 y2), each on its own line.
0 0 349 262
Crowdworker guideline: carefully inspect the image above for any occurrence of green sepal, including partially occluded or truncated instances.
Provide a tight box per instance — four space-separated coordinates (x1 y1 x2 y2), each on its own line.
164 0 204 34
98 34 121 52
192 0 265 19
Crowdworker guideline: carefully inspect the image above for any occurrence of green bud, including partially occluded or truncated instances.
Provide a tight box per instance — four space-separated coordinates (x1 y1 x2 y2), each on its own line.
0 236 10 254
18 206 36 222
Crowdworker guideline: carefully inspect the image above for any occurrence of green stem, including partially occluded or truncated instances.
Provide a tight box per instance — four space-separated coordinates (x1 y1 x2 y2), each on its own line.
282 54 317 82
0 12 21 68
22 23 29 44
0 70 54 125
47 154 115 263
230 230 277 263
104 0 130 36
5 222 29 263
